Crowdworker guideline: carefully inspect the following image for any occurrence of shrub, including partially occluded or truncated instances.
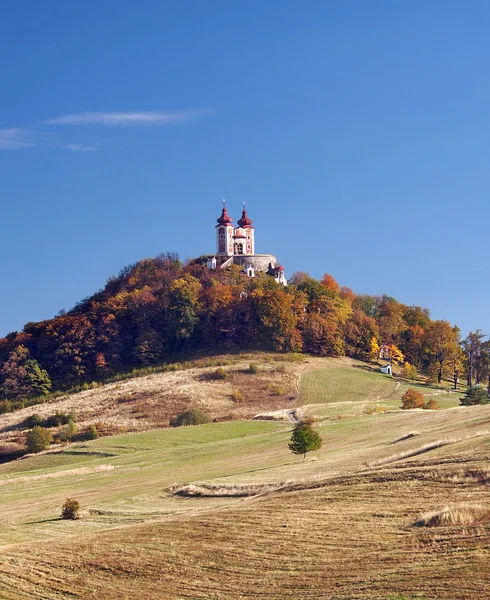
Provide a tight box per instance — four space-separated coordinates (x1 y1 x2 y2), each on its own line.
45 410 71 428
61 498 81 520
460 386 489 406
231 389 245 403
248 363 259 374
169 408 211 427
267 384 286 396
86 424 98 440
203 368 229 381
400 388 426 410
58 419 77 442
424 398 439 410
0 400 12 414
364 405 389 415
23 413 43 428
26 426 53 453
276 365 287 374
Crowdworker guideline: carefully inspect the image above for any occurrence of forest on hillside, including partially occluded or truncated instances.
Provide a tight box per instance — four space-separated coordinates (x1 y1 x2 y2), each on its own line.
0 253 486 405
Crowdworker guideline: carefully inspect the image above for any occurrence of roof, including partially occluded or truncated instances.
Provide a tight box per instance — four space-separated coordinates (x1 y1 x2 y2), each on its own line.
237 208 253 228
216 206 233 225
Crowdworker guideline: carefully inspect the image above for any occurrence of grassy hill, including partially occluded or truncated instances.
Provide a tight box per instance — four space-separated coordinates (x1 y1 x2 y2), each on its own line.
0 353 487 598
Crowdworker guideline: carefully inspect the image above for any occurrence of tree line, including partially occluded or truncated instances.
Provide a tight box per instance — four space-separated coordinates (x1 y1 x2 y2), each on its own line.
0 253 485 404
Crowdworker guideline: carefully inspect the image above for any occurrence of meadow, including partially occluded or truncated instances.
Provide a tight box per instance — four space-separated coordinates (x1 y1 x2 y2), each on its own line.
0 354 488 599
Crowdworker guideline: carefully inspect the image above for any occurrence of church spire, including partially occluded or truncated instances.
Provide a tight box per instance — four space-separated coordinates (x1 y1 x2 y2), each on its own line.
216 199 233 225
237 203 253 228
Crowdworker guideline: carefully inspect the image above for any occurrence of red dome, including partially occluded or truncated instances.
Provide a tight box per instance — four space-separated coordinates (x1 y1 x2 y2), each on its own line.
278 266 284 271
216 206 233 225
237 208 253 228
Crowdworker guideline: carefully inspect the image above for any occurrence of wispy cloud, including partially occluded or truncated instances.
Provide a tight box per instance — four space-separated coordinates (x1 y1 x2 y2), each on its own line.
62 143 98 152
42 110 203 126
1 108 207 152
0 129 35 150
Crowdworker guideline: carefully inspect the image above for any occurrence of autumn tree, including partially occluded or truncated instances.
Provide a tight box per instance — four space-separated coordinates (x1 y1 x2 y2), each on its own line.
422 321 460 384
400 388 425 409
343 310 380 361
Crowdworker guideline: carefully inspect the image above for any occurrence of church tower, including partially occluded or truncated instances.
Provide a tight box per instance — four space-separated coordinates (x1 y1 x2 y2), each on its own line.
234 204 255 255
215 202 234 256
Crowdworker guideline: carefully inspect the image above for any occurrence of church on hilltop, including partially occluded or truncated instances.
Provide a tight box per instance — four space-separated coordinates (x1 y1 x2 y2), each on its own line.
206 203 286 285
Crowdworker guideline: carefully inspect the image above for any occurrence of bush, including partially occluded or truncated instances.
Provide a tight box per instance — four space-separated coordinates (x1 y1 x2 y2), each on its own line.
26 426 53 453
45 410 71 428
61 498 81 520
169 408 211 427
267 384 286 396
203 368 229 381
23 413 43 428
424 398 439 410
400 388 426 410
86 424 98 440
58 419 77 442
460 386 489 406
231 389 245 403
248 363 259 374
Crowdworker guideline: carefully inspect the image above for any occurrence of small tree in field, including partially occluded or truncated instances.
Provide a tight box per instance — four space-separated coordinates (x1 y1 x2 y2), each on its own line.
61 498 81 520
289 422 322 460
460 386 489 406
400 388 425 410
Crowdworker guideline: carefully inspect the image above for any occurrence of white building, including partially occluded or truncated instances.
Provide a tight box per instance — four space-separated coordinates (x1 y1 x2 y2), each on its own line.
210 203 286 285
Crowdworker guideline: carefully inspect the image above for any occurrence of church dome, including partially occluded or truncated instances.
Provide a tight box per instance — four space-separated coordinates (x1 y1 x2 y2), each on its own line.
237 207 253 228
217 206 233 225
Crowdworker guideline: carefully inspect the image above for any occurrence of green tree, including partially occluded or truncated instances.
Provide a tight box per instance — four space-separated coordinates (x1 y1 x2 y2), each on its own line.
288 422 322 460
26 426 53 453
460 386 489 406
0 345 51 400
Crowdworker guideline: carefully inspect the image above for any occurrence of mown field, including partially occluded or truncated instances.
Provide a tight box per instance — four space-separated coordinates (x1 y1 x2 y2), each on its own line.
0 354 488 599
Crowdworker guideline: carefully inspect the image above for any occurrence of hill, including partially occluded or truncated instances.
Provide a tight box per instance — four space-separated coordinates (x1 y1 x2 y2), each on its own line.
0 354 488 598
0 253 467 412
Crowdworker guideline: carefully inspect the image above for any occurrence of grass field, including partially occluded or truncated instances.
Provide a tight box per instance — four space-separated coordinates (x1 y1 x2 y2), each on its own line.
0 354 488 598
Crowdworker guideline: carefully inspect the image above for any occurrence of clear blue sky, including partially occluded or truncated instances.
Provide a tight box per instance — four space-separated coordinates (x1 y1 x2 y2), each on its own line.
1 1 489 338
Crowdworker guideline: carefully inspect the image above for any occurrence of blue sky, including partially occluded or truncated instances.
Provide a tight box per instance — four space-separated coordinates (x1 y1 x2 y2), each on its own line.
1 1 489 337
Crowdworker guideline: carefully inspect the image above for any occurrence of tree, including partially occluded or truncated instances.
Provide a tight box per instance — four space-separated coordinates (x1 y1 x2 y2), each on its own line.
26 426 53 453
61 498 81 520
289 422 322 460
460 386 489 406
387 344 404 366
461 330 487 387
0 345 51 400
422 321 460 384
400 388 426 410
401 362 418 381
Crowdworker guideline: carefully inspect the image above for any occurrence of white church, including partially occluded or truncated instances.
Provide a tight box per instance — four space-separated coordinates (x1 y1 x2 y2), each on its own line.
207 203 286 285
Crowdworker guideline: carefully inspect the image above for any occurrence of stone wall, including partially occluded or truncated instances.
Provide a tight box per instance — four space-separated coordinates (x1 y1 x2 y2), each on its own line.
232 254 278 272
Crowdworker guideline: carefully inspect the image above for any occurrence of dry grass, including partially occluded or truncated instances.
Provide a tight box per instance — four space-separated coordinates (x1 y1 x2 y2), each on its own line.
0 353 306 447
171 482 286 497
0 466 489 599
414 504 490 527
